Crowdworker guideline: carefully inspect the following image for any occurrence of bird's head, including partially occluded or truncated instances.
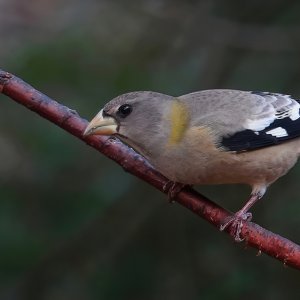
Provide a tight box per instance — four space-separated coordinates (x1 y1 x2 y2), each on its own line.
84 91 174 157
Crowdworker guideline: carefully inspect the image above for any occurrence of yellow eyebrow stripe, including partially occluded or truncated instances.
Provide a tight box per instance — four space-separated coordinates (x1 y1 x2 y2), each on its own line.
168 99 189 145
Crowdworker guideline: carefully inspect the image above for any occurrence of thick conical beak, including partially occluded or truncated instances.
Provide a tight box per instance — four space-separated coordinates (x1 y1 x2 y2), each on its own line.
83 109 118 136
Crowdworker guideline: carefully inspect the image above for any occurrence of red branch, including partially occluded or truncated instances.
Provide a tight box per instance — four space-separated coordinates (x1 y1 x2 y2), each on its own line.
0 69 300 270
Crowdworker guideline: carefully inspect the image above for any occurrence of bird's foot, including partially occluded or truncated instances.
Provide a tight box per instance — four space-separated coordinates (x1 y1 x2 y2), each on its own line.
163 181 187 202
220 211 252 242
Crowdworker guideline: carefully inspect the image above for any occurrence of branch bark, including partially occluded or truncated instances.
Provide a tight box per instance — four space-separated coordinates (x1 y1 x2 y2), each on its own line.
0 69 299 269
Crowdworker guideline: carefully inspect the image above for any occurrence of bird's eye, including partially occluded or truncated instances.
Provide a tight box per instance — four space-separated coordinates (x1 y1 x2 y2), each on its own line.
117 104 132 118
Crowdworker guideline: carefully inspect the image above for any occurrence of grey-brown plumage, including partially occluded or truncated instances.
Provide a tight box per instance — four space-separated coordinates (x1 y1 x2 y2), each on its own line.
84 89 300 240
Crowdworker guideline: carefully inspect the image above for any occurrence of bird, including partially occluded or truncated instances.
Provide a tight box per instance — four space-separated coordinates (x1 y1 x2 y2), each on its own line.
83 89 300 241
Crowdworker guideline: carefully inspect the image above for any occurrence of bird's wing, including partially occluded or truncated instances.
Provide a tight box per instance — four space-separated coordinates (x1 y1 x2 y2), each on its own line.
180 90 300 152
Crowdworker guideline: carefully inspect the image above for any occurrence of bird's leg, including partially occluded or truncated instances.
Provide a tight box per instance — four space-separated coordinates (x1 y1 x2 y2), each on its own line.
163 181 187 202
220 193 262 242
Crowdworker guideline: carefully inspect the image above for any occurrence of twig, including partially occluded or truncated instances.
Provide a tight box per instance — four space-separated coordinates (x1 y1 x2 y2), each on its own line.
0 69 300 269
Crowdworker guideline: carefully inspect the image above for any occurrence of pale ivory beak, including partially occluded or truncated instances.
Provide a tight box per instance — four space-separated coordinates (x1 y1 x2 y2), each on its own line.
83 109 118 136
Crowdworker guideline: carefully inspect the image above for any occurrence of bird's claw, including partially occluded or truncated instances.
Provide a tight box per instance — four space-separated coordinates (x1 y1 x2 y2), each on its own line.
220 212 252 242
163 181 186 202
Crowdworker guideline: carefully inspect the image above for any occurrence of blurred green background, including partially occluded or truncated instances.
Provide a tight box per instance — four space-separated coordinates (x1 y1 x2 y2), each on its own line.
0 0 300 299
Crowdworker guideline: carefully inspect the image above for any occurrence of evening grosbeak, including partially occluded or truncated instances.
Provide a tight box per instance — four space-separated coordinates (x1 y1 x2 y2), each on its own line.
84 90 300 241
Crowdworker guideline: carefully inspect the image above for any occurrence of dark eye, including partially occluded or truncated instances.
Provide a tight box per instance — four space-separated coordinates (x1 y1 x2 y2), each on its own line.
117 104 132 118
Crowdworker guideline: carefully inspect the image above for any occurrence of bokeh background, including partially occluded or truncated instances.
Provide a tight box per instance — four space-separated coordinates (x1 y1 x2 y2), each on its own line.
0 0 300 299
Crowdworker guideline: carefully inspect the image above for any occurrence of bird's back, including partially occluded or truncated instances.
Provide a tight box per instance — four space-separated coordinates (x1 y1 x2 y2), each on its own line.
179 89 300 152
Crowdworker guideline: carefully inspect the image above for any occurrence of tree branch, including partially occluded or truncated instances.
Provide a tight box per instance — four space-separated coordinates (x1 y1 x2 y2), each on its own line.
0 69 300 270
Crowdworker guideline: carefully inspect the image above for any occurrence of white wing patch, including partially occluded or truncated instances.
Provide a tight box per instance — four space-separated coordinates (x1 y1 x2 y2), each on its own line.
266 127 288 138
244 117 275 131
288 105 300 120
275 95 300 121
244 93 300 131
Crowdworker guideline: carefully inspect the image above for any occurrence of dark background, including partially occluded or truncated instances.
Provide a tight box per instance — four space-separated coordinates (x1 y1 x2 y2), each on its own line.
0 0 300 299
